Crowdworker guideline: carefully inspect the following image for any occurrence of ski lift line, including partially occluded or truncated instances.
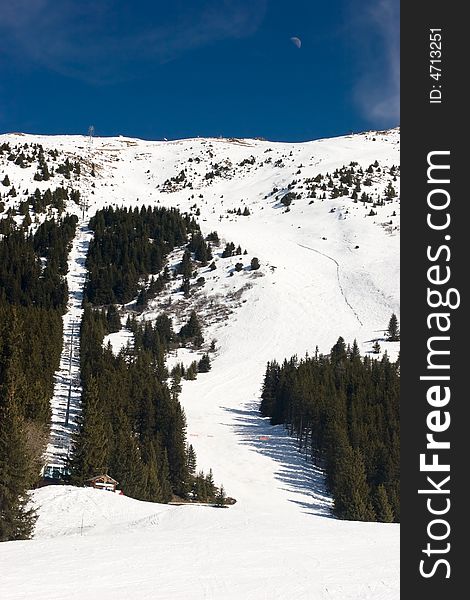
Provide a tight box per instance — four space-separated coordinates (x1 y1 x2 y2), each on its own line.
69 321 75 375
65 384 72 427
46 214 93 474
65 320 75 426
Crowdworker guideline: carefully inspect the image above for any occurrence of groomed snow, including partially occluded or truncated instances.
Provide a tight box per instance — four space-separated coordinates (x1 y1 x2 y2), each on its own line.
0 129 400 599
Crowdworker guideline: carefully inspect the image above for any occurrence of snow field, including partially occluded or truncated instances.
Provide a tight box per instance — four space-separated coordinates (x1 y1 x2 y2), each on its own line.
0 129 400 599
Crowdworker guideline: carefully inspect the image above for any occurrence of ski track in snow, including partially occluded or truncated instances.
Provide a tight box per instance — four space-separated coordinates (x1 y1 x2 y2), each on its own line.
0 130 400 600
297 242 364 326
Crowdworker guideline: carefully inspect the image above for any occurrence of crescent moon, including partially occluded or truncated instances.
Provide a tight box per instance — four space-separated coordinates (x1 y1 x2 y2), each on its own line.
290 37 301 49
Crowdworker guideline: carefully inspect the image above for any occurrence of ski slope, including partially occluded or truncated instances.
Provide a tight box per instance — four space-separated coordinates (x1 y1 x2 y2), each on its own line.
43 222 93 478
0 129 400 599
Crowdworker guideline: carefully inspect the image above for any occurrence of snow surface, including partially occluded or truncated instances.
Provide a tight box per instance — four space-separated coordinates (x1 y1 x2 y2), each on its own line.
0 129 400 599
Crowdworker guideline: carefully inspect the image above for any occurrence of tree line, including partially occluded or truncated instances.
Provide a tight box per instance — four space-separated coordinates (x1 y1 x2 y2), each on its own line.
0 210 77 540
260 337 399 522
84 206 199 305
70 303 222 504
73 206 225 503
0 215 78 309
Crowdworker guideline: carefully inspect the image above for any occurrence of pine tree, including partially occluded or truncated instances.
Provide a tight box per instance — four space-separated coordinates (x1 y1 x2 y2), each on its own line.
221 242 235 258
170 370 182 399
180 249 192 279
333 446 375 521
23 212 32 228
215 485 227 507
384 182 397 200
260 361 280 418
197 354 211 373
106 304 121 333
184 361 198 380
206 231 219 245
108 409 145 499
142 443 162 502
387 313 400 341
158 448 173 502
330 336 347 364
69 377 109 484
250 257 260 270
205 468 216 500
181 278 190 298
372 340 381 354
373 484 394 522
136 286 148 308
179 311 203 347
187 444 197 477
0 401 37 541
349 339 361 360
193 471 207 501
166 403 190 498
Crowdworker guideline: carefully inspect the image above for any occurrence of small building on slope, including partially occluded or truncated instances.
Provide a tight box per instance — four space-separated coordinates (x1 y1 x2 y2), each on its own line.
85 474 119 493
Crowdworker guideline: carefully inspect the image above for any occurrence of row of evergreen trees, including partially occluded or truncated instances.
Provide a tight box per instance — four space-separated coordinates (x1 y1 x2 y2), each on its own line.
72 203 222 501
260 338 399 522
288 159 400 204
0 142 62 168
0 207 79 540
0 215 78 309
0 303 64 541
70 305 187 501
84 206 198 305
70 303 220 503
17 187 80 216
1 142 55 170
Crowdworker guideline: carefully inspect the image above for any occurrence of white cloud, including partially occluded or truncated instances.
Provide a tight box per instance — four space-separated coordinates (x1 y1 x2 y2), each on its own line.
353 0 399 126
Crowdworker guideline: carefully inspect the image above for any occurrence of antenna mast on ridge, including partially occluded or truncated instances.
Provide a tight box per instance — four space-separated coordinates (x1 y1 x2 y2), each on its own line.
87 125 95 149
80 125 95 219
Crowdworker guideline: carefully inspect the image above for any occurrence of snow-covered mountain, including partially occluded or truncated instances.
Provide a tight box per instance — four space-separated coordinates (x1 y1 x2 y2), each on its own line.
0 129 400 600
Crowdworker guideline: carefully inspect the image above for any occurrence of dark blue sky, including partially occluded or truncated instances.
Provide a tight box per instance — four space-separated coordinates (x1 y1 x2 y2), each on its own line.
0 0 399 141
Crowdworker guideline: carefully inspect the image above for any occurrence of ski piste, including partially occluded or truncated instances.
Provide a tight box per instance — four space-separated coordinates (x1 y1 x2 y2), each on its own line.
43 221 93 479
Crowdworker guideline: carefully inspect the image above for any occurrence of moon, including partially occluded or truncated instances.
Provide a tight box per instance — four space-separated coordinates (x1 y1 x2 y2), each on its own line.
290 37 301 49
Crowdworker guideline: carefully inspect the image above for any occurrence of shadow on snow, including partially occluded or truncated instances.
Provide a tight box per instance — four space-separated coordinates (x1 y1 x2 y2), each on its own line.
222 402 334 518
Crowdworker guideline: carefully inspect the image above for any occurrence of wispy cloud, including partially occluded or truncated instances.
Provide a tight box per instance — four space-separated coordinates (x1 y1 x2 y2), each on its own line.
0 0 267 84
352 0 399 126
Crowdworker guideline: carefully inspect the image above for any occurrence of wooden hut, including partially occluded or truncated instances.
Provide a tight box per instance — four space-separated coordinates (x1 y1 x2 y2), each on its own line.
85 474 119 492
